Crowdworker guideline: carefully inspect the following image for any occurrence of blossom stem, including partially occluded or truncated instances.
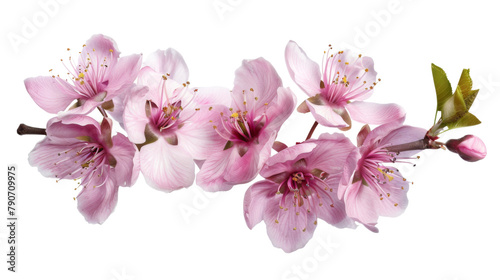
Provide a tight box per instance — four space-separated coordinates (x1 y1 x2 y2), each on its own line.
97 106 108 118
305 121 318 141
17 124 46 136
385 137 444 153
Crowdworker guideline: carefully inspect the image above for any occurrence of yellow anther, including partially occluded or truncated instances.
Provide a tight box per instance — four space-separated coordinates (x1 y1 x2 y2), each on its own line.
78 73 85 78
109 49 113 52
377 168 394 181
230 112 239 118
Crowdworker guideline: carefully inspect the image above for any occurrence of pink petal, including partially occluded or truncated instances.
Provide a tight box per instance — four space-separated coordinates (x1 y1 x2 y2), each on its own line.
357 124 371 147
63 96 104 116
285 41 322 97
306 100 348 128
196 147 239 192
306 133 355 175
316 177 355 229
262 192 317 253
144 48 189 82
260 143 317 179
232 57 283 114
28 137 83 179
107 84 148 127
137 66 163 99
256 130 277 171
109 133 138 187
265 87 297 132
346 101 405 125
80 34 120 67
192 87 232 107
122 91 149 144
77 175 119 224
372 168 410 218
344 180 380 225
243 180 277 229
45 115 101 143
25 76 80 114
338 149 362 200
223 145 260 186
380 125 427 148
176 106 227 160
105 54 143 99
362 117 406 146
140 139 195 192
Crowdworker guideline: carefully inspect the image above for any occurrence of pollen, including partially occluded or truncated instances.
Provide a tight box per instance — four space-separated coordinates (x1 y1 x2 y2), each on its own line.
394 203 399 207
78 73 85 78
275 219 279 224
230 112 239 118
109 49 113 52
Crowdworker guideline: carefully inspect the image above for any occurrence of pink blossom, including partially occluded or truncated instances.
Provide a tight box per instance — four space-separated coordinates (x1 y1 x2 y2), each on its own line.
25 34 142 115
28 115 139 224
285 41 404 129
446 135 487 162
244 133 356 252
196 58 296 192
339 119 426 230
123 49 226 192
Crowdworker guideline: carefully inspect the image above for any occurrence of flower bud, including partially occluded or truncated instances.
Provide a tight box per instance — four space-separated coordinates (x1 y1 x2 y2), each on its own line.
446 135 486 162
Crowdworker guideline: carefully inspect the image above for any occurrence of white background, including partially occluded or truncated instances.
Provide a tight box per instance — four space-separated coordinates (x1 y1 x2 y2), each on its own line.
1 0 499 279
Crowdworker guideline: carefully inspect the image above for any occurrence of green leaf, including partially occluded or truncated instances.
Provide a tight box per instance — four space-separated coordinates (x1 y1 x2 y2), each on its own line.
431 63 453 111
464 89 479 110
442 86 467 124
447 112 481 129
457 68 473 96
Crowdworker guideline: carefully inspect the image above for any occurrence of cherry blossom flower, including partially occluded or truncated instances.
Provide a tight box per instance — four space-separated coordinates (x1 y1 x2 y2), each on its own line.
338 119 426 230
28 115 138 224
123 49 226 192
244 133 356 252
25 34 142 115
446 135 487 162
285 40 404 129
196 58 296 192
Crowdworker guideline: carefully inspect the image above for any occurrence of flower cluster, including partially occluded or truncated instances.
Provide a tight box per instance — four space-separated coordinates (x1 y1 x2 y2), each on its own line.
19 35 487 252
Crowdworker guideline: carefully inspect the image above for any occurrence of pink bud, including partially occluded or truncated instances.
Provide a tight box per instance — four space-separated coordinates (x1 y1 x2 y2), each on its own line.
446 135 487 162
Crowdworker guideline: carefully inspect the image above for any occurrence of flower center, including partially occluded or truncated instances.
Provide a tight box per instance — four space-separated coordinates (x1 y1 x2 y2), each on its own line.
146 77 197 138
320 45 380 104
53 141 110 189
357 145 418 204
274 171 335 232
55 46 115 98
